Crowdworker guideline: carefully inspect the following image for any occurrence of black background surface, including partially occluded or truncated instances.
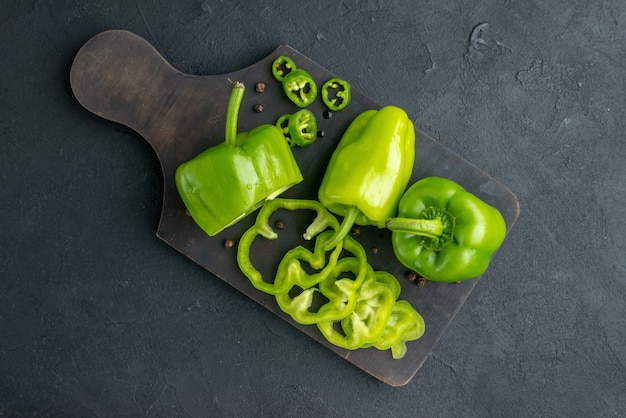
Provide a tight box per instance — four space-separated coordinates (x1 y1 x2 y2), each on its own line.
2 1 625 416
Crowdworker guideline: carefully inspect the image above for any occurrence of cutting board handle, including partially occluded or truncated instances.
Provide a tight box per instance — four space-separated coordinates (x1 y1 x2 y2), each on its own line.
69 30 230 156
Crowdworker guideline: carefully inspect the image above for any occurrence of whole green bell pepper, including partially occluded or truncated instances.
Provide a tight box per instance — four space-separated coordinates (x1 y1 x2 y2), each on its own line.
318 106 415 249
386 176 506 282
175 82 303 236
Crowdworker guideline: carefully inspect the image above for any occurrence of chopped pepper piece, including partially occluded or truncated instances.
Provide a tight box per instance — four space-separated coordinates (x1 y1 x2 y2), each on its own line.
276 254 371 325
318 106 415 249
366 300 425 359
275 113 294 147
387 176 506 282
317 270 397 350
282 69 317 108
321 77 351 111
175 82 303 236
237 198 342 295
288 109 317 147
271 55 296 82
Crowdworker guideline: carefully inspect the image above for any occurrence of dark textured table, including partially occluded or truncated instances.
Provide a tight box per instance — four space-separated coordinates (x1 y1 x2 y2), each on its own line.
2 1 625 416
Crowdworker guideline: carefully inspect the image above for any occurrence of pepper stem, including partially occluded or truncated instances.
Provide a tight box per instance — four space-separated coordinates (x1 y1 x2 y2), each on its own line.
225 81 245 147
385 217 444 239
323 206 360 251
386 206 456 251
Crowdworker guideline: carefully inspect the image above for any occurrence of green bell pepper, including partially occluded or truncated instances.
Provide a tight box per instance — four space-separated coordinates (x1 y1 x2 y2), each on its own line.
386 176 506 282
175 82 303 236
318 106 415 249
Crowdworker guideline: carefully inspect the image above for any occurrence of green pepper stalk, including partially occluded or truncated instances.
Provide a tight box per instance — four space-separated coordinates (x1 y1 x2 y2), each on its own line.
175 82 303 236
386 176 507 282
318 106 415 250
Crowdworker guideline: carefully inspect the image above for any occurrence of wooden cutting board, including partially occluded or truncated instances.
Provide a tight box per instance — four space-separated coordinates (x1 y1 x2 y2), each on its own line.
70 30 519 386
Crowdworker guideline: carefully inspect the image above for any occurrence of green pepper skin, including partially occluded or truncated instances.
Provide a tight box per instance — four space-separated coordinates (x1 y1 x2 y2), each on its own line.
175 82 303 236
388 176 506 282
318 106 415 249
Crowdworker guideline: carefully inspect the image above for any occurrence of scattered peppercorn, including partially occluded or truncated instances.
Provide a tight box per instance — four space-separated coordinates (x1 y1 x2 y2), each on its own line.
275 220 286 230
406 271 417 282
185 209 191 217
317 130 325 138
323 110 333 119
253 104 264 113
255 83 265 93
417 277 427 287
224 239 235 249
371 247 378 254
351 226 361 236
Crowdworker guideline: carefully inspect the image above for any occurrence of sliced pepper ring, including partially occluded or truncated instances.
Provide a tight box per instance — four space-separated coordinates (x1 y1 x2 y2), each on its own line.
275 256 372 325
236 198 341 295
317 270 397 350
321 77 351 111
275 114 295 148
288 109 317 147
272 55 297 82
365 300 425 359
282 69 317 108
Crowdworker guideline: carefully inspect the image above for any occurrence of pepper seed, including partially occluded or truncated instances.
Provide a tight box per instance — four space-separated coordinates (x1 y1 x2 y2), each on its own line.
371 247 378 254
224 239 235 249
255 83 265 93
253 104 264 113
351 226 361 236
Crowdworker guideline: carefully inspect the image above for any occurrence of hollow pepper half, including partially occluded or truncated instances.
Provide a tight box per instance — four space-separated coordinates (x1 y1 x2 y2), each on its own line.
175 82 303 236
318 106 415 249
386 176 506 282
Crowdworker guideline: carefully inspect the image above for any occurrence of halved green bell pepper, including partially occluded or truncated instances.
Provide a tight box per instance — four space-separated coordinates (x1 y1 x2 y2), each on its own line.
318 106 415 249
175 82 303 236
387 176 506 282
